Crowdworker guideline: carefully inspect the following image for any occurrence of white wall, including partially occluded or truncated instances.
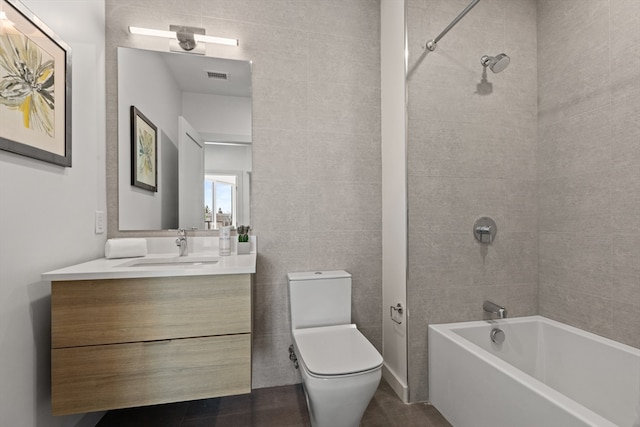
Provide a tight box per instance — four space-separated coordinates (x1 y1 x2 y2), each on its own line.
204 144 251 172
380 0 408 402
0 1 106 426
117 47 181 230
182 93 251 142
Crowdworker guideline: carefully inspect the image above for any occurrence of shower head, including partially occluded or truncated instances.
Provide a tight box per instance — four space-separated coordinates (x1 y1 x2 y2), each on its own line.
481 53 510 73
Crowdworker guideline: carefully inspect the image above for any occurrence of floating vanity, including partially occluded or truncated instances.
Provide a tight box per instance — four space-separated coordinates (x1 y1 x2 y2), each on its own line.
42 244 256 416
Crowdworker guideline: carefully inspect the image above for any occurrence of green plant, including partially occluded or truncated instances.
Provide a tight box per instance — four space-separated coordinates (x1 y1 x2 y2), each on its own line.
237 225 250 242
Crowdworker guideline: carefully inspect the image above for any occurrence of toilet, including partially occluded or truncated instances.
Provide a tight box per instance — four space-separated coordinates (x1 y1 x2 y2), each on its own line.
287 270 383 427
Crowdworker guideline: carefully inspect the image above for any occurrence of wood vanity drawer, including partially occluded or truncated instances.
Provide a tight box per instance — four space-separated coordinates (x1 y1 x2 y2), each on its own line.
52 274 251 348
52 334 251 415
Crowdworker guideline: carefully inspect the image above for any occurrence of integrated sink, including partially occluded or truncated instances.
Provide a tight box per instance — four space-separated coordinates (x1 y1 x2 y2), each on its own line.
119 256 219 268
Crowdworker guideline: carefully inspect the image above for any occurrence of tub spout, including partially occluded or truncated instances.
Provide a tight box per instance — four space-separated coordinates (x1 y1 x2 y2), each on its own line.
483 300 507 319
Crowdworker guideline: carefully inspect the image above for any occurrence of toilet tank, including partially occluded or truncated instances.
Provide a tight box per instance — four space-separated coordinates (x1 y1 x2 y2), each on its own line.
288 270 352 330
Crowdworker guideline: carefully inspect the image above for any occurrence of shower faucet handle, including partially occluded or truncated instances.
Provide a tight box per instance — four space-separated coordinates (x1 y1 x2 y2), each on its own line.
473 217 497 244
476 225 492 243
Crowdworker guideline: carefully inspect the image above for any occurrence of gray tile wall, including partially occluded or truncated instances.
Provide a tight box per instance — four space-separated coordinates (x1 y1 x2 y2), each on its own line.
105 0 381 389
537 0 640 349
406 0 538 402
104 0 638 405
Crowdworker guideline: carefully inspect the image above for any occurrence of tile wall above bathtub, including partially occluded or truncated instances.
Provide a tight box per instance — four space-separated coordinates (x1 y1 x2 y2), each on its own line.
406 0 539 403
537 0 640 350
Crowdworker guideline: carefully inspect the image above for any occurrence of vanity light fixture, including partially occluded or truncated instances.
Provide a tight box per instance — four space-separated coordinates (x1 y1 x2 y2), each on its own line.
204 141 251 146
128 25 238 55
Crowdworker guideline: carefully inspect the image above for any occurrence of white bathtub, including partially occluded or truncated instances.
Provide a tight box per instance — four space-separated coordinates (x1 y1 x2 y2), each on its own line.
428 316 640 427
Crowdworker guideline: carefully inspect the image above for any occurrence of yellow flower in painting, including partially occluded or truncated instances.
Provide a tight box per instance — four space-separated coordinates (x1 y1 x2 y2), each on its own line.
137 129 154 177
0 32 55 137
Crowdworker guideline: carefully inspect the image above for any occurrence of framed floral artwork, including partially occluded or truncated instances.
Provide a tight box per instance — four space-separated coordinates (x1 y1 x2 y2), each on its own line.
0 0 72 167
130 106 157 192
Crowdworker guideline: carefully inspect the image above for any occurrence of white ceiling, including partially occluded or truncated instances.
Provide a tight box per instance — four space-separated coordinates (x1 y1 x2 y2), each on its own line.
159 50 252 98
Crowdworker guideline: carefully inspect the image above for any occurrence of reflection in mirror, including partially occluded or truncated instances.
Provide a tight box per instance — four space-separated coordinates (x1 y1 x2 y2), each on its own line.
117 47 252 231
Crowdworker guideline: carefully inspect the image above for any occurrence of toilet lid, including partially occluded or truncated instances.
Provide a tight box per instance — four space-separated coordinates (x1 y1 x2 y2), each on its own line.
293 324 383 376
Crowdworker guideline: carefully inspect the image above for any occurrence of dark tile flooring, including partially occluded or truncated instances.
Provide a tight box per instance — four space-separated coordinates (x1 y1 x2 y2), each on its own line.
96 379 452 427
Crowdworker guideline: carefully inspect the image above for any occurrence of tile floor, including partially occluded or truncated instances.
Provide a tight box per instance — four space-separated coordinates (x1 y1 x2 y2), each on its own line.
96 379 452 427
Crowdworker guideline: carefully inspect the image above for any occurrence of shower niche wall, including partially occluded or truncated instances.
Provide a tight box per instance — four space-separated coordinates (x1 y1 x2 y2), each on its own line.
404 0 538 402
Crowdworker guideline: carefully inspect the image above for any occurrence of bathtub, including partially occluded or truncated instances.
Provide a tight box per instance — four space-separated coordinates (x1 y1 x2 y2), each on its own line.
428 316 640 427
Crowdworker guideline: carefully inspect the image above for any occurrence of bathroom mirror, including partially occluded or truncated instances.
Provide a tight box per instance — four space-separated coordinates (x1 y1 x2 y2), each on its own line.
117 47 252 231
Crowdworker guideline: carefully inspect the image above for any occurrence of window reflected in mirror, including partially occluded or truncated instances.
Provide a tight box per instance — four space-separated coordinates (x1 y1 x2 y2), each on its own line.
205 174 236 229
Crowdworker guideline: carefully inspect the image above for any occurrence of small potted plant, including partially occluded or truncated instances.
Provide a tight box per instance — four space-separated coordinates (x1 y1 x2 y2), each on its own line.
204 205 212 229
237 225 251 254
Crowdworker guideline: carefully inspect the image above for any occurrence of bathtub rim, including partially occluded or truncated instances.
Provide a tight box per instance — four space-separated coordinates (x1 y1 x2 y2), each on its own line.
428 315 639 427
430 315 639 358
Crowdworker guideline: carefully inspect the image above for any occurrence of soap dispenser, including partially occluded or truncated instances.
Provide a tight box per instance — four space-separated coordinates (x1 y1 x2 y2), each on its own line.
219 225 231 256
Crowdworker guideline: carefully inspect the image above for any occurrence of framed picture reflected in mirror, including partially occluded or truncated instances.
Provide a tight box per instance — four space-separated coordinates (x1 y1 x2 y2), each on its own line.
130 105 157 192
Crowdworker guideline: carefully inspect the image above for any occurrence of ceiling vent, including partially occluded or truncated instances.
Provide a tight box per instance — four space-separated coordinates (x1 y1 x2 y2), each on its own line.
206 71 229 80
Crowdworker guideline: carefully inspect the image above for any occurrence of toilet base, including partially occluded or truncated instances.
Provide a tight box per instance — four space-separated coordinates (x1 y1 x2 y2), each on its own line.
298 358 381 427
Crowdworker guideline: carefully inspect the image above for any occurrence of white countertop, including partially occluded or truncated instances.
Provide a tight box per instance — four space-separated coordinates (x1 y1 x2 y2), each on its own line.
42 251 256 281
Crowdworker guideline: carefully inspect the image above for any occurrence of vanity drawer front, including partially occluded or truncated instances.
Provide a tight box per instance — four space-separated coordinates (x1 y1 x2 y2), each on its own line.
52 274 251 348
52 334 251 415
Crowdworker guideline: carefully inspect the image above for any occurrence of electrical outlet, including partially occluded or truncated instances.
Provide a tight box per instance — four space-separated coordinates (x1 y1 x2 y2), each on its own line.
95 211 105 234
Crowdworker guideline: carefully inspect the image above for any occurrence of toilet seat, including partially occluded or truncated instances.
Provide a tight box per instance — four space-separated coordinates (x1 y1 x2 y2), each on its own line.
292 324 383 377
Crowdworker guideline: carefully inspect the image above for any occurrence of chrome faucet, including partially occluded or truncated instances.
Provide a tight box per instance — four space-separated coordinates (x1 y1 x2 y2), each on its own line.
483 300 507 319
175 228 188 256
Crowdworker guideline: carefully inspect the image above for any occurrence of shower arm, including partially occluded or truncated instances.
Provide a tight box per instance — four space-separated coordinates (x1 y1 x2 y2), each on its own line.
425 0 481 51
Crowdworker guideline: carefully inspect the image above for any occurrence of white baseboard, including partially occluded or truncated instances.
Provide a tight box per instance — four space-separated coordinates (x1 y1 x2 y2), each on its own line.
382 363 409 403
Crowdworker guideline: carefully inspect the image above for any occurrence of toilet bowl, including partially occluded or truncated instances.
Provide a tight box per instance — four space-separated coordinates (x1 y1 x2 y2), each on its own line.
288 271 383 427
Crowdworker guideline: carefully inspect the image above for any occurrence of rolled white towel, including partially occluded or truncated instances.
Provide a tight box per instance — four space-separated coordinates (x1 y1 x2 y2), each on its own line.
104 238 148 259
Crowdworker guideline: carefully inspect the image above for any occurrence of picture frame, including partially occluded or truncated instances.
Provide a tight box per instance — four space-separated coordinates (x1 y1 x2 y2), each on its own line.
130 106 157 192
0 0 72 167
